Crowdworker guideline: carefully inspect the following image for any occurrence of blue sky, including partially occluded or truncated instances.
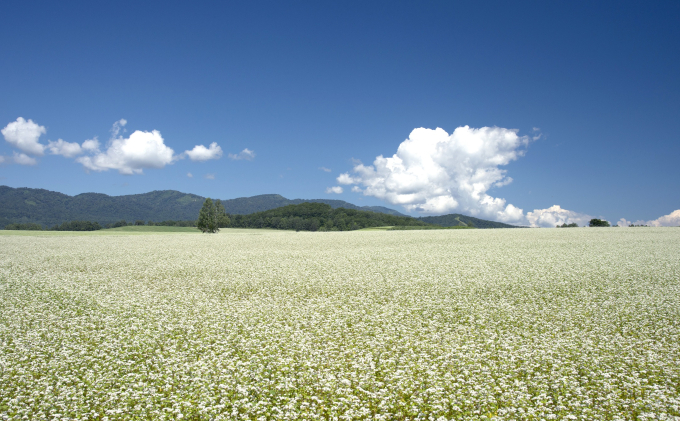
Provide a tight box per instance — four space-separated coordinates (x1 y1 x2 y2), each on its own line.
1 1 679 226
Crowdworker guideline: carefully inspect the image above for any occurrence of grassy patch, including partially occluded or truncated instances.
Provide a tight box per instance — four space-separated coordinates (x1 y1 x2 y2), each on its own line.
389 225 475 230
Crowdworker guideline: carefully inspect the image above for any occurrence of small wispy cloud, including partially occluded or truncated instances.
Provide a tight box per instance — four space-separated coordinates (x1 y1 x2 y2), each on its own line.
205 173 215 180
187 172 193 178
13 152 37 166
319 167 331 172
326 186 343 194
110 119 127 137
228 148 255 160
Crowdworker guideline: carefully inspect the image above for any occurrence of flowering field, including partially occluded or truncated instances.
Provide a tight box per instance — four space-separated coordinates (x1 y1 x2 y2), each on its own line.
1 228 679 420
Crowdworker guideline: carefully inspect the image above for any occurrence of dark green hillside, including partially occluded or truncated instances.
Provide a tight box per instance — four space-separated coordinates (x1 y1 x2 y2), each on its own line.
288 198 405 216
0 186 204 228
0 186 405 228
229 202 430 231
218 194 294 214
419 213 521 229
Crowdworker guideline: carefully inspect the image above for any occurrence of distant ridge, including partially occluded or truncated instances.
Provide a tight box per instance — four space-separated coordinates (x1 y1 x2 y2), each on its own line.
418 213 521 229
0 185 520 229
0 186 405 228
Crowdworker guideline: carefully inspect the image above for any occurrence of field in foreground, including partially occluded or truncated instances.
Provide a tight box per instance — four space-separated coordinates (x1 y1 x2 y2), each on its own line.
1 228 679 420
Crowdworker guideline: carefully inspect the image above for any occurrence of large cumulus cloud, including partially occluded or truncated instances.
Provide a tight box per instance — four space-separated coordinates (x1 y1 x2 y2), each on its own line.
333 126 597 227
77 129 175 175
337 126 529 221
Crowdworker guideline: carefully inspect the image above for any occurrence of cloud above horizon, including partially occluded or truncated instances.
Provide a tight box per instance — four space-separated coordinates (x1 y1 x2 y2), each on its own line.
77 128 175 175
228 148 255 160
2 117 47 157
646 209 680 227
336 125 600 227
185 142 223 161
13 152 37 166
326 186 343 194
47 139 84 158
338 126 530 220
526 205 592 227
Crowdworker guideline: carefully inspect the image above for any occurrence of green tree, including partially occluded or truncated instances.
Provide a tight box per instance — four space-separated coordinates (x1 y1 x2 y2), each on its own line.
215 200 231 228
197 198 219 233
589 218 610 227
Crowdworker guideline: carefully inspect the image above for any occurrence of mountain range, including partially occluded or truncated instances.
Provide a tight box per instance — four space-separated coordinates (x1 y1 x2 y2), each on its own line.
0 185 520 229
0 186 404 228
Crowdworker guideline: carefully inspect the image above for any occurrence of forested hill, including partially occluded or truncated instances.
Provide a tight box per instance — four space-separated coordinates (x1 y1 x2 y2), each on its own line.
418 213 521 229
0 186 404 228
229 202 431 231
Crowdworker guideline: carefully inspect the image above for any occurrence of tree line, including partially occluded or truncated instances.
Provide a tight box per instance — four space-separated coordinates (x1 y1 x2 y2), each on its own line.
4 219 197 231
197 200 431 233
4 221 103 231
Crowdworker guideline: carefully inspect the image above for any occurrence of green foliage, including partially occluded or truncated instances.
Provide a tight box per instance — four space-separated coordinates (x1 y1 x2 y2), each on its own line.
51 220 102 231
418 213 520 229
197 198 220 233
215 200 231 228
557 223 579 228
228 202 431 231
589 219 611 227
4 223 43 230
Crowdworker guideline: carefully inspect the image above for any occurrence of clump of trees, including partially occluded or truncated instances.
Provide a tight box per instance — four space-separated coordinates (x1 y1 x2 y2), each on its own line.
557 223 579 228
227 202 432 232
4 223 43 230
51 221 102 231
197 199 230 233
589 219 610 227
4 221 103 231
104 219 197 228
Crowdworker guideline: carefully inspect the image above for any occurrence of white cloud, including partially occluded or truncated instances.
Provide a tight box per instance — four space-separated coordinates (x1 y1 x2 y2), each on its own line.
76 129 175 175
616 218 631 227
185 142 223 161
340 126 530 221
526 205 592 228
81 138 100 152
228 148 255 160
646 209 680 227
205 173 215 180
0 155 6 164
47 139 83 158
187 172 193 178
2 117 47 156
110 119 127 137
326 186 343 194
337 173 358 185
13 152 37 166
319 167 332 172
